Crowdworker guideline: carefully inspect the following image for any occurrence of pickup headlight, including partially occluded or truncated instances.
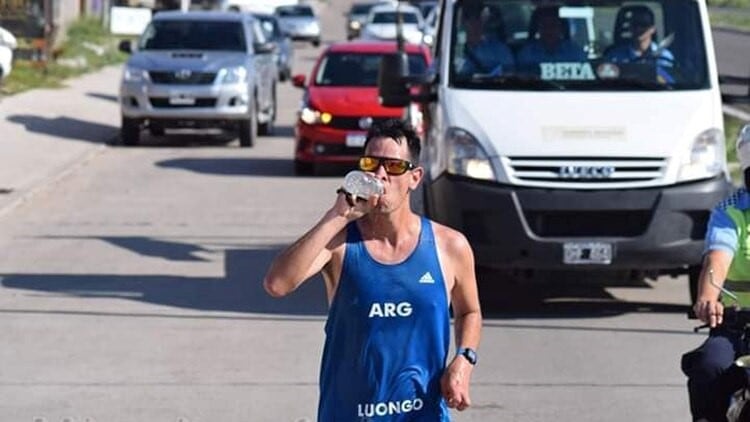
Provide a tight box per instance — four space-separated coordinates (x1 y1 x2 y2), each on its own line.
299 105 332 125
123 66 149 83
349 21 361 30
677 128 726 182
219 66 247 84
445 127 495 180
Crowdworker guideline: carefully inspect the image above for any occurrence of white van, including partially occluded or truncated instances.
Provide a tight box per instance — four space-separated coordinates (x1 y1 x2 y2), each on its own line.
380 0 732 298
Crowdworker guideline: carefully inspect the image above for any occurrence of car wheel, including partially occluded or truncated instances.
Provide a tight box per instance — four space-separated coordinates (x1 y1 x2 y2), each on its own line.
258 86 276 136
312 38 321 47
238 111 256 147
121 117 140 146
294 159 314 176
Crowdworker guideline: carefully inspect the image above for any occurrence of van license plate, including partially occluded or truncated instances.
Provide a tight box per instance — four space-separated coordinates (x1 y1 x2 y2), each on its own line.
345 133 367 147
563 242 612 265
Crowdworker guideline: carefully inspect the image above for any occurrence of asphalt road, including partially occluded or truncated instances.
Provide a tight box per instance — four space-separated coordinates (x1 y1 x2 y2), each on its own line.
0 3 747 422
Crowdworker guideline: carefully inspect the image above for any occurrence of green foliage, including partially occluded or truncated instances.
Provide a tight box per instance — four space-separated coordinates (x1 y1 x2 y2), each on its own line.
707 0 750 7
726 114 747 185
1 17 129 96
710 9 750 31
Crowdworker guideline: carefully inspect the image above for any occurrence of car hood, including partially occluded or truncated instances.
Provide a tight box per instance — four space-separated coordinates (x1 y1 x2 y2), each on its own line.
279 17 317 26
364 23 422 39
308 86 398 116
126 51 248 72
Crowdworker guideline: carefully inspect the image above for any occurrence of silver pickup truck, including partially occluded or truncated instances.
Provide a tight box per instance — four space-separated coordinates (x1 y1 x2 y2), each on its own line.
118 11 278 147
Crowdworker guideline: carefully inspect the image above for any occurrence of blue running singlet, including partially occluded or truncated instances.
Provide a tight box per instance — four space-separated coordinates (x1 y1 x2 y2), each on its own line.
318 216 451 421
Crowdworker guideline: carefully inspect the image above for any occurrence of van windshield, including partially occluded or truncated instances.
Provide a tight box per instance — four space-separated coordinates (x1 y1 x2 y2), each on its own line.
449 0 709 91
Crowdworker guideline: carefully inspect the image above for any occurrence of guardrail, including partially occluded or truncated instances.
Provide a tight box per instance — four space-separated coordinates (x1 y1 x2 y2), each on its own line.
721 74 750 104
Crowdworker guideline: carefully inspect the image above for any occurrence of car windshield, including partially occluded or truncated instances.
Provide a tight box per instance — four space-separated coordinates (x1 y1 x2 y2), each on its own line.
449 0 709 91
316 52 428 87
372 11 420 24
139 20 246 51
276 6 314 17
351 3 376 14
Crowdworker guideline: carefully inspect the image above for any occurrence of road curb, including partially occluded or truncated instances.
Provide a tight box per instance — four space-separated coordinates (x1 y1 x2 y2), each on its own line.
0 139 113 222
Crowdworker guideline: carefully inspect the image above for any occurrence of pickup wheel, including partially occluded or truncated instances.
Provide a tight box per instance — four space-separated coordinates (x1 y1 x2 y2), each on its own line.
258 86 276 136
238 113 256 147
121 117 141 146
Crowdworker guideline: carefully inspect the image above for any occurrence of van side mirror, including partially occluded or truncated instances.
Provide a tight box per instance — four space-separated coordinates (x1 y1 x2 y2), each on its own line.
720 74 750 104
118 39 133 54
378 53 411 107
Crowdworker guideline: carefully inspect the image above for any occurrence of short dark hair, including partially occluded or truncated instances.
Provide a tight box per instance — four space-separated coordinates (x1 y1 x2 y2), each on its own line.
364 118 421 165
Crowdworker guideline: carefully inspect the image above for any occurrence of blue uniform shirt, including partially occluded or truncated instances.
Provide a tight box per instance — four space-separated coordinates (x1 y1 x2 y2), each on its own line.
604 41 675 83
516 39 587 66
458 36 515 76
705 188 750 256
318 217 451 421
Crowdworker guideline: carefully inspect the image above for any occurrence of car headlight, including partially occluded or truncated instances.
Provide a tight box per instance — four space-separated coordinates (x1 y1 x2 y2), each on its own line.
299 105 332 125
445 127 495 180
219 66 247 84
422 33 434 45
349 21 361 30
677 128 726 182
123 66 149 83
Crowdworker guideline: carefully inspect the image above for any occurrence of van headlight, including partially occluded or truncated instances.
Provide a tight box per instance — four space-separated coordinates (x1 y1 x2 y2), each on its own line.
677 128 726 182
445 127 495 180
219 66 247 84
123 66 149 83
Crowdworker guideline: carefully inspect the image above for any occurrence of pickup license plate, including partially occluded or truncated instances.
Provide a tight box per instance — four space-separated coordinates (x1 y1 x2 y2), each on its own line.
563 242 612 265
169 93 195 105
345 133 367 147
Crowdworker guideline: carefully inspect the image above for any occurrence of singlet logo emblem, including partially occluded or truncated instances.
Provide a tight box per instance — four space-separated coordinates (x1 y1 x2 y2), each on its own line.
418 272 435 284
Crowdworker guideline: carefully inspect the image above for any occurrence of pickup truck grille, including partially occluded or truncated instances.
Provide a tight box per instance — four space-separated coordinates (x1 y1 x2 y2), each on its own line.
149 97 217 108
149 71 217 85
506 156 667 188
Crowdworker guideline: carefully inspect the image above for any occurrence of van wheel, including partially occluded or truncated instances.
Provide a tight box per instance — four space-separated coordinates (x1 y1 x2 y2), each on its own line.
238 114 256 147
149 126 165 137
688 265 701 306
121 117 140 146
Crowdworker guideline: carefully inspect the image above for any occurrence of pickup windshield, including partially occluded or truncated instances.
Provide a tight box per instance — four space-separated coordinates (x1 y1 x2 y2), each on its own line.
139 20 247 52
449 0 709 91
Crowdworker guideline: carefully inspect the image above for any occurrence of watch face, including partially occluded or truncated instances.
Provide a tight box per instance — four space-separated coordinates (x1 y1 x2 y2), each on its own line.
461 348 477 365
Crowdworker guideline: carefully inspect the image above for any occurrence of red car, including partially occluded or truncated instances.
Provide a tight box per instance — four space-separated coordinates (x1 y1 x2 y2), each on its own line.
291 41 431 175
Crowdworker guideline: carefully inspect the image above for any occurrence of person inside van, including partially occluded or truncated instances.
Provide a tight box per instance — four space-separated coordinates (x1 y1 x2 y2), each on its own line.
516 6 586 70
456 1 514 77
604 5 674 83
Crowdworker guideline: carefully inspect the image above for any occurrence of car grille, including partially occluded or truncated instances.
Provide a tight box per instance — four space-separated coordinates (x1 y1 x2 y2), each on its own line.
149 71 217 85
327 116 394 130
149 97 217 108
506 156 667 187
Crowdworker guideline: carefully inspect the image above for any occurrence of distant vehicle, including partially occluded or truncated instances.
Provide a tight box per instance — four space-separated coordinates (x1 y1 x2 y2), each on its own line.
421 5 438 46
414 0 437 19
274 4 321 47
345 1 391 40
255 13 294 81
290 40 430 175
359 3 424 45
219 0 296 15
0 25 17 80
118 11 278 147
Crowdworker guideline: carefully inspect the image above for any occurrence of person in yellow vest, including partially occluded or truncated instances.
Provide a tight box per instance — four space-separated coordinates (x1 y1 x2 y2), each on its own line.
682 123 750 422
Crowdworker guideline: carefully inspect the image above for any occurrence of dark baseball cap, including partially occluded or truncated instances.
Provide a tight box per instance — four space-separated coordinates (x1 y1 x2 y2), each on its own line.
630 6 655 27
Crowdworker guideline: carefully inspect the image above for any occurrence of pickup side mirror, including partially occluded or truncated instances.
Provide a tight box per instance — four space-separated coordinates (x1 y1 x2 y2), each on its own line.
292 74 306 88
378 53 411 107
118 39 133 54
254 42 277 55
720 74 750 104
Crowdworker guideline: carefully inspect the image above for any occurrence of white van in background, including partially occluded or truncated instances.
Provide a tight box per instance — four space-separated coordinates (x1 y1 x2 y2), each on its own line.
219 0 299 15
379 0 733 300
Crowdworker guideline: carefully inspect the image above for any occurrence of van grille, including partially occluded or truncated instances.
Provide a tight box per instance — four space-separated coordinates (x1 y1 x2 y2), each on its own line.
506 156 667 187
149 71 216 85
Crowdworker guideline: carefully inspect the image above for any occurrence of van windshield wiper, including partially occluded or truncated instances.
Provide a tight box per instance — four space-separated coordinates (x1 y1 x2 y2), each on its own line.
594 77 671 91
467 74 565 90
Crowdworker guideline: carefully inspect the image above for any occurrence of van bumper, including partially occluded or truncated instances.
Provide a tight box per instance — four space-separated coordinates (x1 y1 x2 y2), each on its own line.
424 174 732 271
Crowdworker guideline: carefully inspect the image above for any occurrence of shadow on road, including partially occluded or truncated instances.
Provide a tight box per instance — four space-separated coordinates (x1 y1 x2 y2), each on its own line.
0 245 329 316
0 237 691 321
157 157 296 177
7 114 118 143
86 92 119 103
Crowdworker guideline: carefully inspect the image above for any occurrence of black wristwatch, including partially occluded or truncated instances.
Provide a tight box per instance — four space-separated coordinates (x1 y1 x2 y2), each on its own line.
456 347 478 365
